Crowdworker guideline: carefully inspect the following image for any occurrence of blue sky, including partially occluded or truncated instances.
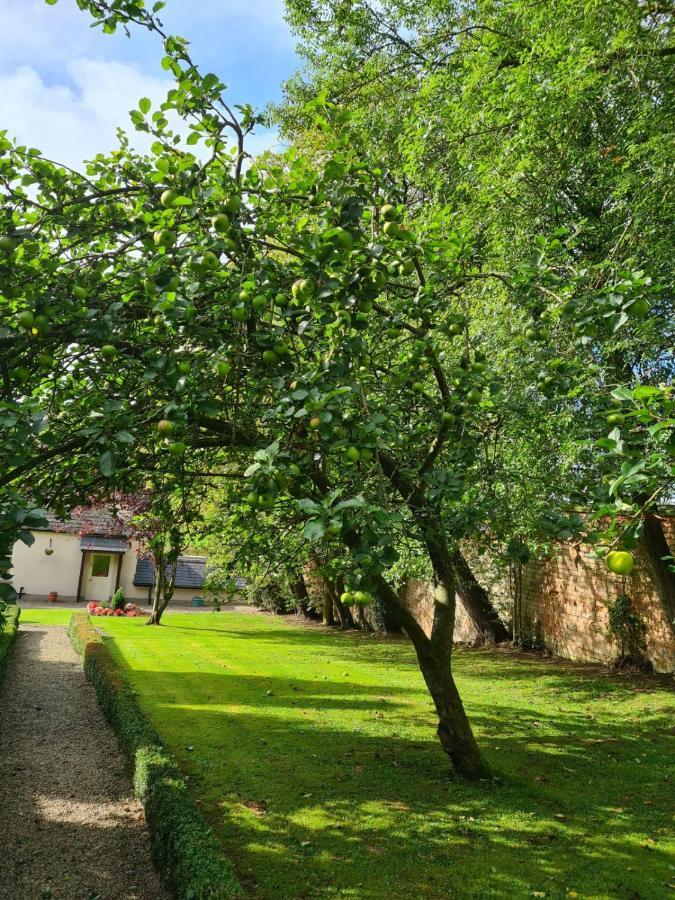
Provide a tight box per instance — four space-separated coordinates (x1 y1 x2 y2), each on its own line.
0 0 300 167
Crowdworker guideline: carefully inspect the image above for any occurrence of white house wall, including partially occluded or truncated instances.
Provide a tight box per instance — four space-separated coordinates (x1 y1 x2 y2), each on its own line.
12 532 211 605
12 531 82 600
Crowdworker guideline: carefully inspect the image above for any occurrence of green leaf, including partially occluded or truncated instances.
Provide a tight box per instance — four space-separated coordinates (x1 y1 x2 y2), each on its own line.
139 97 152 114
100 450 115 477
114 431 134 444
303 519 326 541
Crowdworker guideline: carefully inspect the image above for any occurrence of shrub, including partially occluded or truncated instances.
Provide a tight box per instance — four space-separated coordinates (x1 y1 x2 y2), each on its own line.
68 613 241 899
247 577 294 614
607 593 651 670
0 603 19 685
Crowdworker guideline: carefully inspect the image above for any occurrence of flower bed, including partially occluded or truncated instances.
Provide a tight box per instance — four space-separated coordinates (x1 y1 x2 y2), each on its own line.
86 601 145 618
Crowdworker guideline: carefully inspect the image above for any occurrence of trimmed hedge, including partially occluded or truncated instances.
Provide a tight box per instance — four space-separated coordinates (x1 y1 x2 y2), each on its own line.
68 613 242 900
0 604 20 685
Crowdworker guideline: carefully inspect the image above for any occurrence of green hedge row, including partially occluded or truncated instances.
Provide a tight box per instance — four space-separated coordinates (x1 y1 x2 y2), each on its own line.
68 613 242 900
0 604 20 685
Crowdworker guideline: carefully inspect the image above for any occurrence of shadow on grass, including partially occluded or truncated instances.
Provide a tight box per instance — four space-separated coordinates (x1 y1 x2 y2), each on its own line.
103 629 674 899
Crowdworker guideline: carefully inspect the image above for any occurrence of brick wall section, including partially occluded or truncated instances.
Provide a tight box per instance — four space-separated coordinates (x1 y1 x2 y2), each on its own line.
520 523 674 673
400 579 479 643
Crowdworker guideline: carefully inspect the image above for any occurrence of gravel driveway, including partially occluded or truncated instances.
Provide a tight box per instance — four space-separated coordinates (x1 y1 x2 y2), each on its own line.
0 625 167 899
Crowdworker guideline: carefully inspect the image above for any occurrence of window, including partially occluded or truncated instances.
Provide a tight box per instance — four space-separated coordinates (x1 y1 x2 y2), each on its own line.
91 555 111 577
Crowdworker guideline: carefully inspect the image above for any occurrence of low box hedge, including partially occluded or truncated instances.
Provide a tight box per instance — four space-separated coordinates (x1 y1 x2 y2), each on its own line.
0 603 20 685
68 613 241 900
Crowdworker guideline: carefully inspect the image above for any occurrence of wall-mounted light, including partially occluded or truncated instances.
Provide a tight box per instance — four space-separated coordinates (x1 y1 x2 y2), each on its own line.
44 537 54 556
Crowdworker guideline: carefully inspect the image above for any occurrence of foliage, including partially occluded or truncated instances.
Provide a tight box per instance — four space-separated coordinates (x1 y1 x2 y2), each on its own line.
0 603 19 682
99 612 674 899
246 576 294 615
67 612 241 899
279 0 674 557
111 587 126 611
0 0 664 774
607 593 649 667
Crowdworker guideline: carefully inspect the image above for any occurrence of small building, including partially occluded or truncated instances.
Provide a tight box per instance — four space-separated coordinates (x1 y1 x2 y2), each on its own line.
11 508 209 605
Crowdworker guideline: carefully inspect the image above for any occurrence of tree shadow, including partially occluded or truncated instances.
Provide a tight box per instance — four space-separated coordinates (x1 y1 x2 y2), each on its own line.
102 630 675 899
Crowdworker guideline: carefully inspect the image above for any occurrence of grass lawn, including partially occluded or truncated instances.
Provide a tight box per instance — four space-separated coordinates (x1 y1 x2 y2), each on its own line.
19 607 76 626
94 613 671 898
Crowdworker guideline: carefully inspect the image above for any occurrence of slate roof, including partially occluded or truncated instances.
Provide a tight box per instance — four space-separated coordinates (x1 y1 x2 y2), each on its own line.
133 556 207 590
80 536 129 553
41 508 129 537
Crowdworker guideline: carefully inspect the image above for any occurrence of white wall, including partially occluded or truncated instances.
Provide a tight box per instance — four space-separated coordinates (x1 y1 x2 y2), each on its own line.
12 531 82 600
12 531 211 605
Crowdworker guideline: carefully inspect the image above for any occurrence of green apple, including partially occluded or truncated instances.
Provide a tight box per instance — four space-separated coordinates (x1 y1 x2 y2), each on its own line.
353 590 372 606
200 250 220 270
382 221 400 238
606 550 634 576
380 204 398 222
262 349 278 365
168 441 186 456
232 305 248 322
18 311 34 330
252 295 267 311
345 446 361 463
308 416 321 430
100 344 117 361
273 292 288 308
223 195 242 214
160 189 178 208
0 235 16 253
216 360 231 377
606 412 625 426
156 419 175 436
13 366 30 384
292 278 314 301
330 228 354 251
153 229 175 248
340 591 354 606
177 361 191 375
211 213 230 233
73 285 88 301
466 388 482 405
37 353 54 369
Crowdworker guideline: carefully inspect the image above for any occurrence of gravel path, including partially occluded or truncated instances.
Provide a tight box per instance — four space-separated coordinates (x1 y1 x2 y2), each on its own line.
0 625 167 900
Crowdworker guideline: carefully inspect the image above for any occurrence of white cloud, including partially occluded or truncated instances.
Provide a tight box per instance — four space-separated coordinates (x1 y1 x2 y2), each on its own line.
0 57 282 170
0 59 172 167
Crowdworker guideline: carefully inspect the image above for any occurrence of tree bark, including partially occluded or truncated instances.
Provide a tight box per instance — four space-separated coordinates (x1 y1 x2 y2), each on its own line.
290 573 320 619
327 577 356 629
373 569 490 779
451 550 510 644
322 592 334 626
639 511 675 635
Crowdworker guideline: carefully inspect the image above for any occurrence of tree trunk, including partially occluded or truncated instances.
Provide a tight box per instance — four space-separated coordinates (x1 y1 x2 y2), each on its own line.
639 511 675 635
322 593 334 626
327 577 355 629
290 573 320 620
451 550 510 644
146 578 169 625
